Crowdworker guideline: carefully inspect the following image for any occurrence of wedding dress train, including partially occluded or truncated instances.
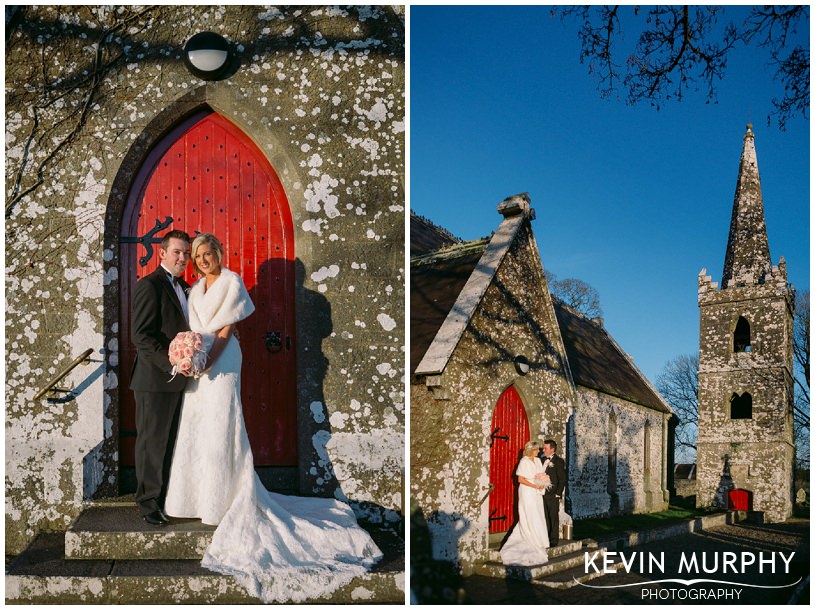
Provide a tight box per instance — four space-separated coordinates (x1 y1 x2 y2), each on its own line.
164 268 382 603
499 456 549 566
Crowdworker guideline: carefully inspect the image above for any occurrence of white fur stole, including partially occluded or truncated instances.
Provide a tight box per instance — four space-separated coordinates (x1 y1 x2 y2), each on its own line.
188 268 255 337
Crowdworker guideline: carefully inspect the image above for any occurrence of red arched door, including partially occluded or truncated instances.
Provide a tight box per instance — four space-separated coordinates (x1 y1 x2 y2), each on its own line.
120 110 296 469
488 385 530 534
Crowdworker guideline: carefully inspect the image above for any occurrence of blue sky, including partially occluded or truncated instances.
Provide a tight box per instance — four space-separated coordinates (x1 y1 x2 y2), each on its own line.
410 6 810 385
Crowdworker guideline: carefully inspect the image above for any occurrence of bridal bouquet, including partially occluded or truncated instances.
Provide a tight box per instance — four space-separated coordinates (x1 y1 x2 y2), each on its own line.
534 472 552 494
168 331 207 380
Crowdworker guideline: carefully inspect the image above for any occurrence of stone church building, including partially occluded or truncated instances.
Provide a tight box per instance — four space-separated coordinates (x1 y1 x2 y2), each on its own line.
696 126 795 523
410 195 674 571
6 6 404 602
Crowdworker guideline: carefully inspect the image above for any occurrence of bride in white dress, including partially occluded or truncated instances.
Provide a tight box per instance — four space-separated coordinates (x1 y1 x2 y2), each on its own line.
499 441 550 566
164 233 382 603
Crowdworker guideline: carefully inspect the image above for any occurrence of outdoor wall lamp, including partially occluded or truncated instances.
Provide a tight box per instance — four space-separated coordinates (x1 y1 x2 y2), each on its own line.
183 31 232 80
514 355 530 376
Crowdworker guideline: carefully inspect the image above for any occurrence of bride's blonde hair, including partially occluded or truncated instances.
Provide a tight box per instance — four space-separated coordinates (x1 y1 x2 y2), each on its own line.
191 233 224 275
523 441 541 456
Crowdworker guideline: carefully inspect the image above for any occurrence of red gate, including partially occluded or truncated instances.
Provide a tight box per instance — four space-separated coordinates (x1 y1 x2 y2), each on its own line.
488 385 530 534
120 110 296 467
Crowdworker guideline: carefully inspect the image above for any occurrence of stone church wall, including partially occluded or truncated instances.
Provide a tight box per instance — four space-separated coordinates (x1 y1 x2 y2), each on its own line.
6 6 404 554
410 223 576 572
568 387 668 519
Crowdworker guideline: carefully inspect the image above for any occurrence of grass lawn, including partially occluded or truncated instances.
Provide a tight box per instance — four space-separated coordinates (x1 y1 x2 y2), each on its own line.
573 505 723 540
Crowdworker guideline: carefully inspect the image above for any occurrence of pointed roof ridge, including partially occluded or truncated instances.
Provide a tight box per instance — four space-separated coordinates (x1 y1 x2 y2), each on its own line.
414 194 534 376
721 124 772 288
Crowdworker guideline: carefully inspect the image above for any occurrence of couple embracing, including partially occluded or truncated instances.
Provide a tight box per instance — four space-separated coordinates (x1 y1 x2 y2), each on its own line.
500 440 566 566
129 230 381 603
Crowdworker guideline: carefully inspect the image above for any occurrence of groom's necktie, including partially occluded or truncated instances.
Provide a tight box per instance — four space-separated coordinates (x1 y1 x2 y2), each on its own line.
166 271 189 321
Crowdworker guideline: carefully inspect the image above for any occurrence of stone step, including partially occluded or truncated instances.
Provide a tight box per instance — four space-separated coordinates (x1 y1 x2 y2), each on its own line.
473 545 601 581
66 502 403 563
6 533 405 604
533 557 627 589
83 493 137 507
65 506 215 560
485 539 584 562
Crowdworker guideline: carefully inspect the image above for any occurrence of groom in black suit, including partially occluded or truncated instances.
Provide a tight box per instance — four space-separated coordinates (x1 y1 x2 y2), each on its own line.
540 439 567 547
130 230 191 525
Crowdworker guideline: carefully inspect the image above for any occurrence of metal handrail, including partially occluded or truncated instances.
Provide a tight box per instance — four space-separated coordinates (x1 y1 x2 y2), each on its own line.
477 483 495 506
33 348 95 401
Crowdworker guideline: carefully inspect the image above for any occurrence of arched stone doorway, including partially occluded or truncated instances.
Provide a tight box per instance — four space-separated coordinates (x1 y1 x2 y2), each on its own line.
116 109 297 489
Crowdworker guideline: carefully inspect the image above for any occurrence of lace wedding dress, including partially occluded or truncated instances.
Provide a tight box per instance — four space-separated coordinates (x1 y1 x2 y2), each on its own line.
164 268 382 603
499 456 549 566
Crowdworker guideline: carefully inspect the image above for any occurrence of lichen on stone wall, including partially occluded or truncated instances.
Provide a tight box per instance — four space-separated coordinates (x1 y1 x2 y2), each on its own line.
411 215 673 567
6 5 404 554
410 222 576 568
568 388 668 519
697 249 794 521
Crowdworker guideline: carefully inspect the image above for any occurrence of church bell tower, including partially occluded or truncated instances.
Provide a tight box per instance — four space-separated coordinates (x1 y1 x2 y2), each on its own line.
695 125 795 522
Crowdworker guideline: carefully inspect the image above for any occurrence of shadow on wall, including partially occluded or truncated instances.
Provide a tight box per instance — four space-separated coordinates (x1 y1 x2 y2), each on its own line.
291 259 403 530
410 502 468 604
5 5 403 96
714 453 736 509
569 452 636 518
607 456 634 516
291 257 335 497
466 272 568 375
62 357 106 498
569 413 639 519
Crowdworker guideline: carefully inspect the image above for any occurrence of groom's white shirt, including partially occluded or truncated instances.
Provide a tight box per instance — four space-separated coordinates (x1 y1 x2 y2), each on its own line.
161 263 189 321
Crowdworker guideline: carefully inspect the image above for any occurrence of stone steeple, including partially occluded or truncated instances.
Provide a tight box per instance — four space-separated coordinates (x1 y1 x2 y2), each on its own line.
721 124 772 288
696 124 795 523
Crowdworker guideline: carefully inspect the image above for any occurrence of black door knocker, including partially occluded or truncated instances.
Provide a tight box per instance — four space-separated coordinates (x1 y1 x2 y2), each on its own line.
265 331 282 353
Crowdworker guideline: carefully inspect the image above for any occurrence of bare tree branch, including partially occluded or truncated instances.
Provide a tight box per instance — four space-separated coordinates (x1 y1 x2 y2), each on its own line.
545 271 603 319
5 6 160 219
554 5 809 129
793 289 810 389
656 353 699 456
555 5 622 99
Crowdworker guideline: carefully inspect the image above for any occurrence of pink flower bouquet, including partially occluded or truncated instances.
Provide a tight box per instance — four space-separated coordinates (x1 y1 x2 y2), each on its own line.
534 472 552 492
168 331 207 380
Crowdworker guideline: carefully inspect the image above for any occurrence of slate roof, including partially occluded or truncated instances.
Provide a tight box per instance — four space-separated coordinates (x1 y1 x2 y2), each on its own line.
410 241 487 374
410 212 460 256
411 216 671 413
552 300 670 413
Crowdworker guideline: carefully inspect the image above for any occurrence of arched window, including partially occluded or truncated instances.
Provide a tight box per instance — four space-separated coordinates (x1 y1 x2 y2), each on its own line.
730 392 753 419
734 316 751 352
